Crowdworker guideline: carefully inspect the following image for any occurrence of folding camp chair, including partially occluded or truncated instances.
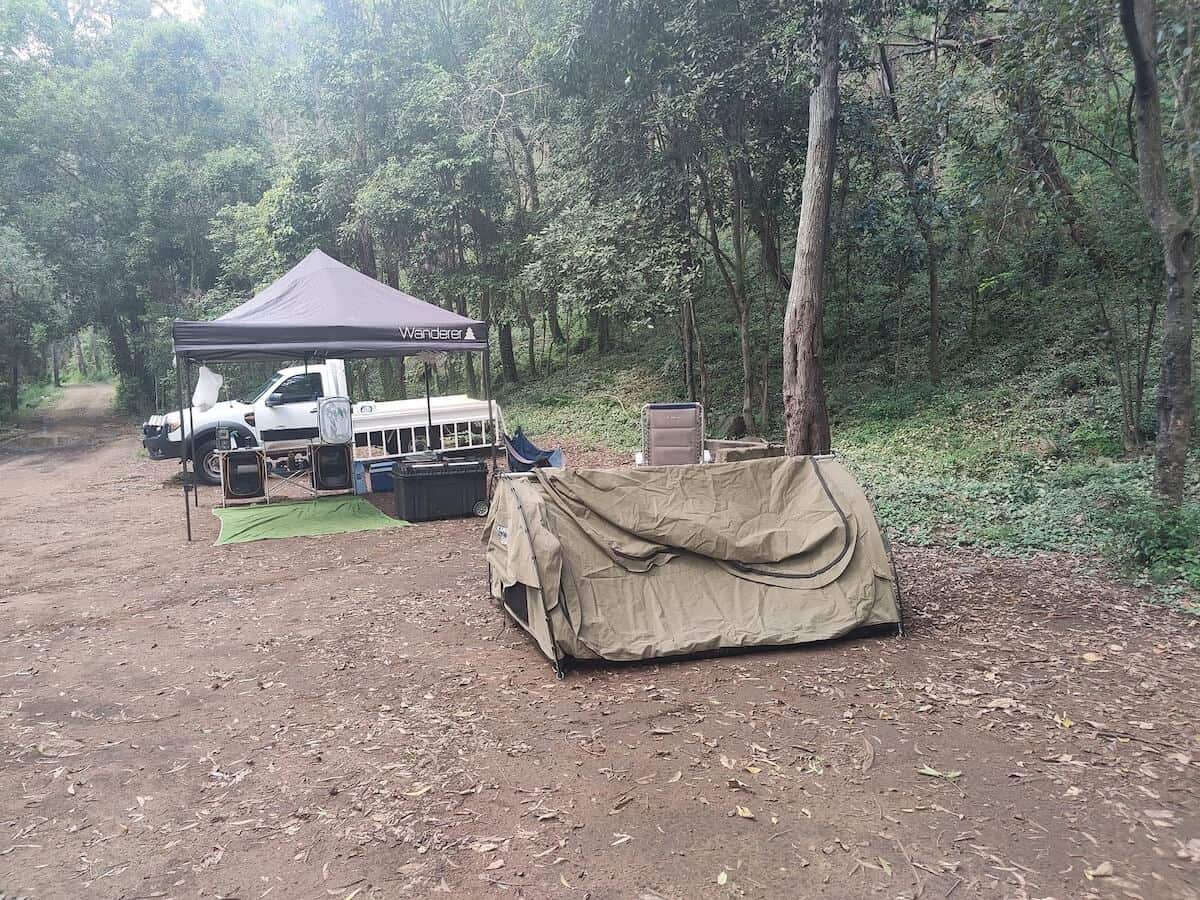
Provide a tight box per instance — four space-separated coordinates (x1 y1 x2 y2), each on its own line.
634 403 713 466
503 427 565 472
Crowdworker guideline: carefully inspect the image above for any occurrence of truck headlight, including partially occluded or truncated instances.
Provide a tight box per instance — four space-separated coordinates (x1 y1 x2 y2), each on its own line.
167 421 182 434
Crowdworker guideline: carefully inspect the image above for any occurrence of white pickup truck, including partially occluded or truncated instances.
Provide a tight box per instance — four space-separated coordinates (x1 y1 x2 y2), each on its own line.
142 359 501 484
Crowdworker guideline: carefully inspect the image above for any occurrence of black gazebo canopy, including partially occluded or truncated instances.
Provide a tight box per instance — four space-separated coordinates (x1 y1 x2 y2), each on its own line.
172 249 487 361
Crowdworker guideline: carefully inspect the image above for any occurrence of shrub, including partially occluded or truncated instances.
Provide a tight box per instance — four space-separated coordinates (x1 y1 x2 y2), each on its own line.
1100 495 1200 590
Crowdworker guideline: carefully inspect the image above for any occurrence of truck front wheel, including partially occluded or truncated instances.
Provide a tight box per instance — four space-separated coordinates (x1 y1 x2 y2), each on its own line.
193 439 222 486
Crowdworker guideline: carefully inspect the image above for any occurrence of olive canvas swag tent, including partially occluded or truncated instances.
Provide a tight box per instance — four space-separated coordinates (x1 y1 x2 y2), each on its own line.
170 249 495 540
485 455 902 676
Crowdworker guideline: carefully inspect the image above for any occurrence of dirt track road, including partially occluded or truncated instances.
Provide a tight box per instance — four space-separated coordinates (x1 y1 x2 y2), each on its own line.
38 382 117 420
1 388 1197 899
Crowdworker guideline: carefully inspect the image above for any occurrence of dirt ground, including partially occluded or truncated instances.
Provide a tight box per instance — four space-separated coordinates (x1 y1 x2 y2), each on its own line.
1 385 1197 900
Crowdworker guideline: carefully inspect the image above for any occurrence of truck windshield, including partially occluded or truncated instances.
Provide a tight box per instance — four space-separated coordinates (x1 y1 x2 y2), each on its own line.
241 372 282 404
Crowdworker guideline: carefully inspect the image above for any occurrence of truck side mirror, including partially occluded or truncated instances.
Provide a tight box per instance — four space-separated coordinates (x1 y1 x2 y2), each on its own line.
265 392 284 407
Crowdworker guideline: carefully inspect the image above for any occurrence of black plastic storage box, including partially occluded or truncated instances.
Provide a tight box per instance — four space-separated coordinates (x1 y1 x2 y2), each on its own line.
393 458 489 521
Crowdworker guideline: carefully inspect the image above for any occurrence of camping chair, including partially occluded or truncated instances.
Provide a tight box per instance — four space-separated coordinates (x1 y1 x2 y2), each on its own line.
504 427 565 472
634 403 713 466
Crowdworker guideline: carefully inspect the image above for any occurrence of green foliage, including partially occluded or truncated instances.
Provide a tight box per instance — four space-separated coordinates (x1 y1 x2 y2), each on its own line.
498 352 667 452
1101 497 1200 592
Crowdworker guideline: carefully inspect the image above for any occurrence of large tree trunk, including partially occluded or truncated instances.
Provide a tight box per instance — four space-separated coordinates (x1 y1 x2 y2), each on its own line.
8 363 17 413
1156 231 1195 499
50 342 60 387
783 5 840 456
1120 0 1196 505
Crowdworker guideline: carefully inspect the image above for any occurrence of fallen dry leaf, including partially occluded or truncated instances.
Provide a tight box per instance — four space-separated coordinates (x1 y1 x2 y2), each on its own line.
917 765 962 781
1084 861 1114 879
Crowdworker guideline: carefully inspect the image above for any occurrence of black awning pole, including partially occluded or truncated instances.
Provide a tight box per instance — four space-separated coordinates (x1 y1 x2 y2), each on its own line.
177 354 192 542
424 362 433 451
483 345 497 482
184 359 198 507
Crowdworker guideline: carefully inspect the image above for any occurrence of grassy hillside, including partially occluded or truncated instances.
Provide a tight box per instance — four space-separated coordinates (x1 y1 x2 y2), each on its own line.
497 320 1200 609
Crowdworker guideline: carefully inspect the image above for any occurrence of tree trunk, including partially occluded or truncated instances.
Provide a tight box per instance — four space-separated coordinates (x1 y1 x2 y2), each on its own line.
832 154 852 361
498 321 519 382
737 302 754 432
106 321 153 411
464 354 477 396
8 364 17 413
74 333 87 378
1156 230 1195 499
690 300 710 410
596 313 612 355
105 322 134 383
1120 0 1196 505
50 342 60 387
520 294 537 378
926 230 941 381
379 357 398 398
783 4 840 456
681 299 696 401
356 218 377 279
893 265 911 382
547 291 565 344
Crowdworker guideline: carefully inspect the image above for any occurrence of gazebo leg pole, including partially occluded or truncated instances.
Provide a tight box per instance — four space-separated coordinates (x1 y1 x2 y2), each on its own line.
177 354 192 542
424 363 433 450
185 360 198 507
483 346 497 482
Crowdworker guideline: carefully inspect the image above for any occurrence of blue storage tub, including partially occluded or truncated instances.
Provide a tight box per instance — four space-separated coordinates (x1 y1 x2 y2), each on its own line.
369 460 395 493
352 460 369 495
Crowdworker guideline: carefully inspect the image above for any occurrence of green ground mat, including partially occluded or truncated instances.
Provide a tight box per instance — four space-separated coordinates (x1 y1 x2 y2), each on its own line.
213 496 407 545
